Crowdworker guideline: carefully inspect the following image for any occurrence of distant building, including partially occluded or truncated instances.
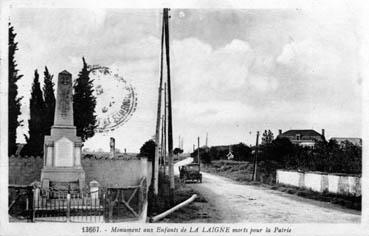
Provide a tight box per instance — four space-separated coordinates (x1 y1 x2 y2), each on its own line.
277 129 325 147
330 137 362 147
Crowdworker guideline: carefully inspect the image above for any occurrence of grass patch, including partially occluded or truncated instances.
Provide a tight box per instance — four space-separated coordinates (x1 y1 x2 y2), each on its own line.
147 172 220 223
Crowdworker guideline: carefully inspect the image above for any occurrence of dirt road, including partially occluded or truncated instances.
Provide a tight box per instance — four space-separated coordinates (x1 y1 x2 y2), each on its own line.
188 172 361 223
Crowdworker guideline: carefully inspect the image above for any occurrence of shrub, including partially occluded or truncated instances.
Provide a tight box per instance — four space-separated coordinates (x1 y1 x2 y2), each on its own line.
259 138 361 174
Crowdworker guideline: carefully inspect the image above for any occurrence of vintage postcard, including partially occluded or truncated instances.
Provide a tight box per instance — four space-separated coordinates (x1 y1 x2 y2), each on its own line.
1 0 368 235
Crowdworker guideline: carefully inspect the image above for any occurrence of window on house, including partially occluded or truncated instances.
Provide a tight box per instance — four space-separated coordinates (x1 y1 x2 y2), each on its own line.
296 134 301 140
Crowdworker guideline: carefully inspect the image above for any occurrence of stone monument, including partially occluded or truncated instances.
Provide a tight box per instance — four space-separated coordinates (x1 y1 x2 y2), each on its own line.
41 70 85 194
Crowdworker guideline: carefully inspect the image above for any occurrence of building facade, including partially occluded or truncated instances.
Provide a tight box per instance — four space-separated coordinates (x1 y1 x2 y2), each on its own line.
277 129 325 147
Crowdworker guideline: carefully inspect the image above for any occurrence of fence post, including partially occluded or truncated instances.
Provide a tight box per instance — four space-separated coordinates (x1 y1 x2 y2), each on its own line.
29 186 35 222
108 200 113 223
138 186 142 215
106 189 113 223
32 189 36 222
67 193 71 222
138 179 144 215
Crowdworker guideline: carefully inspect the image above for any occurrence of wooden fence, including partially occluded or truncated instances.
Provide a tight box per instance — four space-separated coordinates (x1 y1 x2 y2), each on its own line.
9 185 34 222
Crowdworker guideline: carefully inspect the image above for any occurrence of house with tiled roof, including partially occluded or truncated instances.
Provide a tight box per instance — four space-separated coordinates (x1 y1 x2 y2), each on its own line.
276 129 325 147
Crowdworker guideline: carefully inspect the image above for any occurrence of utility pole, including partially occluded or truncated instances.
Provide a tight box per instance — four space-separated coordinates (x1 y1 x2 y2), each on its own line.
252 131 260 181
163 83 167 176
197 136 201 171
164 8 175 205
205 132 208 147
160 115 165 166
178 136 181 149
152 11 166 196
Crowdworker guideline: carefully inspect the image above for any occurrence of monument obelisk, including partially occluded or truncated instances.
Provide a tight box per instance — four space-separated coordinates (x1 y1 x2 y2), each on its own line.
41 70 85 194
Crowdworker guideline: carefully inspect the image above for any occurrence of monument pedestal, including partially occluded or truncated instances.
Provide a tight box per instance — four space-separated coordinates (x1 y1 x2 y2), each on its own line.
41 167 85 193
40 70 86 194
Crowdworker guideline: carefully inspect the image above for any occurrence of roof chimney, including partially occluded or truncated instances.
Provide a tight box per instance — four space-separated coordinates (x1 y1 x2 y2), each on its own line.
278 129 282 135
321 129 325 137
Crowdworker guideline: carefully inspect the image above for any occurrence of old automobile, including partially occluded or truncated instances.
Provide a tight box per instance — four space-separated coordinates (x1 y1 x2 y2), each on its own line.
179 163 202 183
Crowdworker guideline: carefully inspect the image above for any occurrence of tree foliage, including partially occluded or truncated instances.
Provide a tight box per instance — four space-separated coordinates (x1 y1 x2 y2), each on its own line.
73 57 97 142
43 66 55 135
138 139 156 162
192 143 252 163
261 130 274 145
208 146 228 161
8 23 23 155
259 137 361 174
232 143 252 161
173 147 183 155
21 70 45 156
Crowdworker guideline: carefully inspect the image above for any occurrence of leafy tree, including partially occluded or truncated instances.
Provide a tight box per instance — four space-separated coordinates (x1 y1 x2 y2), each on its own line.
173 147 183 155
199 143 251 162
138 139 156 162
8 23 23 155
73 57 97 142
201 151 212 164
191 147 210 163
260 137 362 174
43 66 55 135
21 70 45 156
258 137 295 168
261 130 274 145
232 143 252 161
208 146 228 161
340 141 361 174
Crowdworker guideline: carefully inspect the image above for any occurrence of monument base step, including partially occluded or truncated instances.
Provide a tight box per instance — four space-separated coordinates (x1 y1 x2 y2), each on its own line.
41 167 86 194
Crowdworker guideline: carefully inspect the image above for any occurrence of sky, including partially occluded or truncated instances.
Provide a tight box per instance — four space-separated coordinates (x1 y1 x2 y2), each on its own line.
10 7 362 152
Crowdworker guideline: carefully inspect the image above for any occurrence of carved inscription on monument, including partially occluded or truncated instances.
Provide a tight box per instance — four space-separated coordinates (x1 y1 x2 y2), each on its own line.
60 90 70 118
54 137 74 167
54 70 74 126
60 75 70 118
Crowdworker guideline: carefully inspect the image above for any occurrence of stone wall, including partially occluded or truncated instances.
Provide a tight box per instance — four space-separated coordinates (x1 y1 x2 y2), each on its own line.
276 169 361 196
82 157 152 187
9 156 152 187
9 156 44 185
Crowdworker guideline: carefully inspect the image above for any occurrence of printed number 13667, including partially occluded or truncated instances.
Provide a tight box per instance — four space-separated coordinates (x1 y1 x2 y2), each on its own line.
82 227 100 233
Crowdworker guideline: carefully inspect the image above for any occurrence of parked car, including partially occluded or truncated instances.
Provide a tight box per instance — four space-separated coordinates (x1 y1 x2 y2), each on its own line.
179 163 202 183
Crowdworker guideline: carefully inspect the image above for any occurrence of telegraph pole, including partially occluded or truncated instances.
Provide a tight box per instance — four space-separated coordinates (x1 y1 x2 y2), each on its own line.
252 131 260 181
205 132 208 147
152 11 166 196
197 136 201 171
160 115 165 165
164 8 175 205
163 83 167 176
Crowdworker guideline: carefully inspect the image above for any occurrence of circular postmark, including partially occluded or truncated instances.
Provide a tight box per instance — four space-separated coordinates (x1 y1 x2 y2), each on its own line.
90 66 138 133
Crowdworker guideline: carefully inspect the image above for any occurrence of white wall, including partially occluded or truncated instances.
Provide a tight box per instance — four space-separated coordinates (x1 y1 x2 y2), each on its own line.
276 170 361 196
276 170 301 187
304 172 323 192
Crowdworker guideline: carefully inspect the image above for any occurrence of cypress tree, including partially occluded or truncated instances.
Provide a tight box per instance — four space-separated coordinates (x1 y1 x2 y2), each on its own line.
73 57 97 142
8 23 23 155
43 66 55 135
21 70 46 156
